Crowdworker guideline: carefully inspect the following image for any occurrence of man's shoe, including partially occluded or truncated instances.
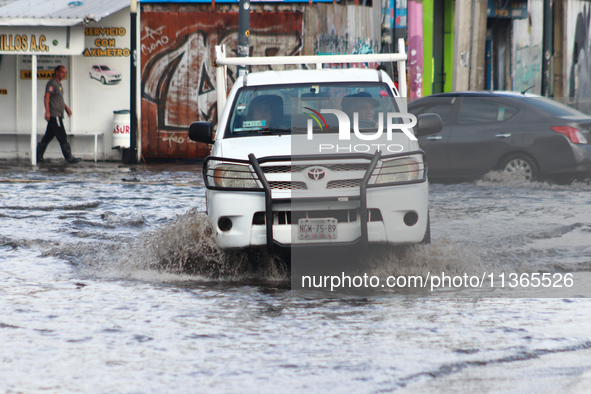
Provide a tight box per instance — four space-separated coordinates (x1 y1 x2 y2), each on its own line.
37 157 46 163
66 157 82 164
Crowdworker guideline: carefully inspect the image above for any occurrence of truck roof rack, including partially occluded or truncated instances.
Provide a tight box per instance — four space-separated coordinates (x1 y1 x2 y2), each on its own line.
213 38 408 123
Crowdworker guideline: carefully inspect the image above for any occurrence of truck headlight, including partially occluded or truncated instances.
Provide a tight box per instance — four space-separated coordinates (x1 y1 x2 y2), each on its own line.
374 157 423 184
211 164 259 188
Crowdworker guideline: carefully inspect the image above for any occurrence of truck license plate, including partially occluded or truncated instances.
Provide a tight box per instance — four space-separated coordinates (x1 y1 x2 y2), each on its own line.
298 218 338 240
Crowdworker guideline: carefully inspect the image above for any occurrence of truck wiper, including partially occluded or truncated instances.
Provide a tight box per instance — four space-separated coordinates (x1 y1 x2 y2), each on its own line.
233 127 291 135
259 127 292 134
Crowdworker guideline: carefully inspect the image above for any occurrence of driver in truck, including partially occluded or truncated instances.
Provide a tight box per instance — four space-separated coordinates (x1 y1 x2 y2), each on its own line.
341 92 379 125
246 94 285 128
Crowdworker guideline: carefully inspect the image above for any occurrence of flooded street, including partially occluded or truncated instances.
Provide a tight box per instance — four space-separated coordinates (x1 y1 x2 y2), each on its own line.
2 162 591 392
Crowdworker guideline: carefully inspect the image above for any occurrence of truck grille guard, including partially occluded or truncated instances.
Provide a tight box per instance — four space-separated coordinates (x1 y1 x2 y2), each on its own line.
202 150 428 253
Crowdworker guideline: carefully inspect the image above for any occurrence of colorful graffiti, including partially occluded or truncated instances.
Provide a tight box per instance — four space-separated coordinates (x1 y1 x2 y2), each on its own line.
513 43 541 94
140 12 303 158
314 33 379 69
569 5 591 114
407 0 422 98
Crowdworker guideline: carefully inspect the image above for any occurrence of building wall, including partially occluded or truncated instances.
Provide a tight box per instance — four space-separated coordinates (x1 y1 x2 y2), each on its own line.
74 9 132 160
443 0 455 93
140 3 382 159
511 0 544 94
565 0 591 113
0 9 131 161
453 0 487 91
423 0 432 97
407 0 423 97
139 8 304 159
0 53 18 134
305 4 381 59
420 0 454 96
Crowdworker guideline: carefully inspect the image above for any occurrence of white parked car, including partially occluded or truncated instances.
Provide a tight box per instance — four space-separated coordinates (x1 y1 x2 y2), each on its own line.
190 44 441 257
89 64 121 84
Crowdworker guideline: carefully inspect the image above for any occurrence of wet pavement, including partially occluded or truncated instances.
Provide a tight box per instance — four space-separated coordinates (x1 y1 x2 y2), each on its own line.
1 160 591 392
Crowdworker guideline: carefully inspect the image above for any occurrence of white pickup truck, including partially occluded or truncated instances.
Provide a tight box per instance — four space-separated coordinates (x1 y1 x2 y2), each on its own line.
190 41 442 256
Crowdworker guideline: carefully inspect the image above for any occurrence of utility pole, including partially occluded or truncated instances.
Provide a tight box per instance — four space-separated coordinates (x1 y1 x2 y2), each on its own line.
128 0 138 163
237 0 251 77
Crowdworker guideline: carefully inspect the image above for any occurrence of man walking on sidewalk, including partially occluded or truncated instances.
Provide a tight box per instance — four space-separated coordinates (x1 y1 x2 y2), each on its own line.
37 65 81 164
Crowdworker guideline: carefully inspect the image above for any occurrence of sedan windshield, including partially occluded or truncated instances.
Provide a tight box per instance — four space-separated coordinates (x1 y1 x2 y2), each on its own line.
225 82 398 137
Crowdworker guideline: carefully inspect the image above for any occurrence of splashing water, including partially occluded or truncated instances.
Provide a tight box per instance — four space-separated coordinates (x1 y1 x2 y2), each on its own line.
74 207 489 287
99 208 289 282
476 170 591 190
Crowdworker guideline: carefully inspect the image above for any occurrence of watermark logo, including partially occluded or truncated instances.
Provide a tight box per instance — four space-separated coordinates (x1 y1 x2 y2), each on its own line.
305 109 418 142
304 107 328 132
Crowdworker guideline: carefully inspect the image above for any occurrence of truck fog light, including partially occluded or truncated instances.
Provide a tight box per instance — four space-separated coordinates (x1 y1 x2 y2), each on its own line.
218 217 233 232
404 211 418 226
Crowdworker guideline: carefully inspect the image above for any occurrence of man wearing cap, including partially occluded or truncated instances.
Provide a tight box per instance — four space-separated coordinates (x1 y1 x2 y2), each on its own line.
341 92 379 126
37 65 81 164
246 94 285 129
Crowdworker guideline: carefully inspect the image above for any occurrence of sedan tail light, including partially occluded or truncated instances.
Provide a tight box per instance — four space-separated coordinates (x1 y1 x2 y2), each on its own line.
551 126 588 144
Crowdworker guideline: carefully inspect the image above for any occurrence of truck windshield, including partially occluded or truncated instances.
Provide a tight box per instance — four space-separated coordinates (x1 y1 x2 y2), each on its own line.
225 82 398 137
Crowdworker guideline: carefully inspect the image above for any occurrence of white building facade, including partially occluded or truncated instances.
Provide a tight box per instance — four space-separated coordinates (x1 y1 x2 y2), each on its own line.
0 0 134 162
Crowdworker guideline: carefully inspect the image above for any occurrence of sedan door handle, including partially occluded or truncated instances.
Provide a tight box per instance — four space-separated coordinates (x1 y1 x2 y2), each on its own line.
425 135 443 140
495 133 512 138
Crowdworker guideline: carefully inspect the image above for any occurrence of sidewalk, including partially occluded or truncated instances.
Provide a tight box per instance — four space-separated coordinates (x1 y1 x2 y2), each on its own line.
0 159 205 185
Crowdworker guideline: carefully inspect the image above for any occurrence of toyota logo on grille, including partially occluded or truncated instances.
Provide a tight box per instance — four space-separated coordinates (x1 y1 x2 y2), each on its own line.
307 167 326 181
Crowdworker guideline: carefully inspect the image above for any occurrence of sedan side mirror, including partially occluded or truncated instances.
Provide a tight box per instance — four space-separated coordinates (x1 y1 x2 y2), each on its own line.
189 121 214 144
415 113 443 137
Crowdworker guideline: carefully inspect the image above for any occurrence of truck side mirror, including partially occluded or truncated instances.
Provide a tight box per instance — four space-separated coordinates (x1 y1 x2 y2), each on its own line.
415 113 443 137
189 121 214 144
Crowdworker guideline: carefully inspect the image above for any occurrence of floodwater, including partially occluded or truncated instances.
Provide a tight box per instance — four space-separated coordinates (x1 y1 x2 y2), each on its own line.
2 162 591 393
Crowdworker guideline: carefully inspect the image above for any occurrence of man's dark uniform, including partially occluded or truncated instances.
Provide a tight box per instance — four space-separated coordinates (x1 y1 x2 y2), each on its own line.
37 73 80 163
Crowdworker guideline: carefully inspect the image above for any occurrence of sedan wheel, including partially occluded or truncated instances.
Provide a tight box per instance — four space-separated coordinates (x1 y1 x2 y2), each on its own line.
101 76 106 84
500 155 538 181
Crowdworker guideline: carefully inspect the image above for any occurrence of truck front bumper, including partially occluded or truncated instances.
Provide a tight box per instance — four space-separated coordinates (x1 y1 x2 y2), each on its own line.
203 151 429 251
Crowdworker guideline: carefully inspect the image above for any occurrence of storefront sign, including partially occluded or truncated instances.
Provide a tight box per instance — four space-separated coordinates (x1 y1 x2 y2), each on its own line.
19 55 68 80
0 34 49 52
20 70 66 79
83 26 130 57
487 0 527 19
0 26 84 55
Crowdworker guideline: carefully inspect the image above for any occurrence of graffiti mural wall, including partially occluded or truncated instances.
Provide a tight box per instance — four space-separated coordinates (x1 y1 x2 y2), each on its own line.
303 4 382 69
314 33 380 68
566 1 591 114
511 0 543 94
407 0 423 98
514 43 542 93
140 11 303 158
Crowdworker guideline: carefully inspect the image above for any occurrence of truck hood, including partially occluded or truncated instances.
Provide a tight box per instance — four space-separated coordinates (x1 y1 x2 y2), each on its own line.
216 133 416 160
217 135 291 159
